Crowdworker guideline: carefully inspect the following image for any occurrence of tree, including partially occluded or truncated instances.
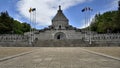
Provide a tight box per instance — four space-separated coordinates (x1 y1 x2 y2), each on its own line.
0 11 14 34
90 11 120 33
0 11 31 34
21 22 31 32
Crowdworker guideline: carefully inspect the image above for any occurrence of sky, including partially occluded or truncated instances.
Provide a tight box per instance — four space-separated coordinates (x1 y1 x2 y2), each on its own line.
0 0 119 29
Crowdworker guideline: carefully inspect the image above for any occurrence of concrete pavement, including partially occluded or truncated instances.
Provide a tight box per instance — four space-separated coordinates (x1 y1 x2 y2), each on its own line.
0 47 120 68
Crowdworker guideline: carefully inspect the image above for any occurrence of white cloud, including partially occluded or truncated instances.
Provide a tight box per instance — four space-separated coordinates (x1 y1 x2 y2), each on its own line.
101 0 119 13
111 0 119 8
79 14 95 29
16 0 92 27
79 0 120 29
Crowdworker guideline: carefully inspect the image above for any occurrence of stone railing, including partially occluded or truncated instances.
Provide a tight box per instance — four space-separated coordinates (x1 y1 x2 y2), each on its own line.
0 34 28 42
84 33 120 45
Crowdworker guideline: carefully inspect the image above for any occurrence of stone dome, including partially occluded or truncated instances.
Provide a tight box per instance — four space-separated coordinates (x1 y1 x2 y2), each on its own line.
52 6 69 29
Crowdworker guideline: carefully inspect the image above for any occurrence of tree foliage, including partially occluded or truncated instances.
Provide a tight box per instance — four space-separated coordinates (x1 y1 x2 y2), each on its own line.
0 11 31 34
90 10 120 33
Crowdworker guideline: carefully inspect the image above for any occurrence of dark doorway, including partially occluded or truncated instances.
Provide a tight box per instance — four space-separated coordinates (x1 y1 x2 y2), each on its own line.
57 35 61 39
54 32 66 40
59 25 61 29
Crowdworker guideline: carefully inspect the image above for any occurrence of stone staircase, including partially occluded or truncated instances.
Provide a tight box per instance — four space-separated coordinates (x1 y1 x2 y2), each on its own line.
34 39 90 47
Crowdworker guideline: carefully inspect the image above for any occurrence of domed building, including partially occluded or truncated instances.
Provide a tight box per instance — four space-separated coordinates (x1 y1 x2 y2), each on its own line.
33 6 83 40
1 5 120 47
26 5 120 47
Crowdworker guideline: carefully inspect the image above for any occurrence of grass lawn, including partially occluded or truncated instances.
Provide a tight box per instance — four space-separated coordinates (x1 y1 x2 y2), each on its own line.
83 47 120 58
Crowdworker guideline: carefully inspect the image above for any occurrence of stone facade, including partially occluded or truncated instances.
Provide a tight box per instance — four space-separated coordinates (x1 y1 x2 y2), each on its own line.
33 30 83 40
30 6 83 40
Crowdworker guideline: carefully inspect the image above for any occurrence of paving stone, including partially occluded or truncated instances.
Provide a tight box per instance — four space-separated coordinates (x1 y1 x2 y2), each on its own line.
0 48 120 68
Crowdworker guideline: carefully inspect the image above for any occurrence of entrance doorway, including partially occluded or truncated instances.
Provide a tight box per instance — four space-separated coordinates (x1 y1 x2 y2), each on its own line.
54 32 66 40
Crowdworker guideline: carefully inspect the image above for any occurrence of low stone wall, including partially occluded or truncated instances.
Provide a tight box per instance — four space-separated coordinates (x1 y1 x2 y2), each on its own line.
0 42 30 47
0 34 120 47
91 41 120 47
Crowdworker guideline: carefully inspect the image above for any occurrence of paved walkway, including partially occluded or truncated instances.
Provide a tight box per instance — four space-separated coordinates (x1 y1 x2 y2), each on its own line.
0 47 120 68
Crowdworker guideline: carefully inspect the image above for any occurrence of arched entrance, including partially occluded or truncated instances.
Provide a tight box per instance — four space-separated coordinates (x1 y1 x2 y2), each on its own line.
54 32 66 40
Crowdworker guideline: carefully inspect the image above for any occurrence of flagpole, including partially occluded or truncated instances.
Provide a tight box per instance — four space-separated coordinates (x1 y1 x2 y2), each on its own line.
32 8 36 44
29 8 36 46
33 10 35 43
85 7 87 40
88 7 92 45
82 7 92 45
32 10 34 43
88 8 91 45
33 9 36 43
86 7 89 41
30 9 32 45
82 7 87 41
34 10 36 41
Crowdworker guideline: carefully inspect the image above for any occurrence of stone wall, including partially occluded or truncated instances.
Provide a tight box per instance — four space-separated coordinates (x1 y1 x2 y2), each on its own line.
0 33 120 47
0 34 28 42
0 34 29 47
85 33 120 46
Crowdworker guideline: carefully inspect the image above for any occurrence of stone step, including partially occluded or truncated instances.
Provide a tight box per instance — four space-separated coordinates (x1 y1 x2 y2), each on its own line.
34 39 89 47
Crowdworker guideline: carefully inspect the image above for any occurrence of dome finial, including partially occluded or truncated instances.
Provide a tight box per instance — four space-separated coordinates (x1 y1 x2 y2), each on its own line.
59 5 61 10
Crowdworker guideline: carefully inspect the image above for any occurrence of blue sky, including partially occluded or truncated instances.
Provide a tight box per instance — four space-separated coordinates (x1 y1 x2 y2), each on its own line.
0 0 119 29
